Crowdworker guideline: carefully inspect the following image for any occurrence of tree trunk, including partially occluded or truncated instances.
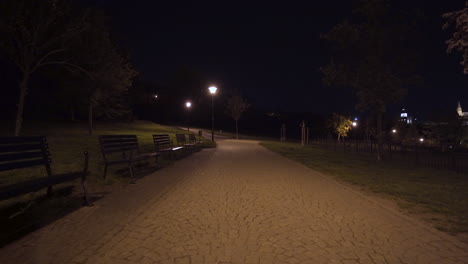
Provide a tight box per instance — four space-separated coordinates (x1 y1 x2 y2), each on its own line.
70 105 75 121
14 72 30 136
377 112 383 161
235 119 239 139
337 134 340 142
88 98 93 136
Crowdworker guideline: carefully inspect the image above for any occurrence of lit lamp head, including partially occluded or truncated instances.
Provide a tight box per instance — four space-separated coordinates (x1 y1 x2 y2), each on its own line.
186 101 192 108
419 138 424 142
392 129 397 133
154 94 158 99
352 121 357 127
208 86 217 94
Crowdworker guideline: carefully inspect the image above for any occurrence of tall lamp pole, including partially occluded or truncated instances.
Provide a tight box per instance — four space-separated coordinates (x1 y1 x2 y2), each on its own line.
185 101 192 131
208 86 217 142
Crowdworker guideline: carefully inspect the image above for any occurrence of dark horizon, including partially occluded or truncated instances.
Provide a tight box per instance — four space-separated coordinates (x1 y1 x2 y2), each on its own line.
96 0 467 117
1 0 467 123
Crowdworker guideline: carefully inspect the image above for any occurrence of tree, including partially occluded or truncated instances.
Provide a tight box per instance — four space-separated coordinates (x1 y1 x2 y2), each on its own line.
67 9 137 135
443 2 468 74
321 0 421 160
0 0 92 136
328 113 352 142
226 94 250 139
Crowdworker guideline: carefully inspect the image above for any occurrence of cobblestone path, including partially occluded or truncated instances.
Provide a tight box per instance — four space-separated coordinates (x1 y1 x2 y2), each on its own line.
0 140 467 264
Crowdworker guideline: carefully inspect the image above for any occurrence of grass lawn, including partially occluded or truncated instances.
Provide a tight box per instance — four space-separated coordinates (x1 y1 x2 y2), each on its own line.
0 120 215 246
261 141 468 235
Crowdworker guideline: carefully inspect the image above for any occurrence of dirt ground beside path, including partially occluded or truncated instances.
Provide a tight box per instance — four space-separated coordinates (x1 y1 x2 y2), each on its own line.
0 140 467 264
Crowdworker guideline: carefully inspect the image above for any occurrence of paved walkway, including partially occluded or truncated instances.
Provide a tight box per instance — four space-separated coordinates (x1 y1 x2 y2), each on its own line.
1 140 467 264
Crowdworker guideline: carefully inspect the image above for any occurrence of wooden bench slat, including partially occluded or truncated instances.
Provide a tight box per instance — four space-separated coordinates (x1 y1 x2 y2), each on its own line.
0 159 46 172
154 140 171 145
102 142 138 149
99 135 159 181
103 146 138 154
99 135 136 139
0 137 91 206
0 151 45 162
100 139 138 145
0 143 45 153
0 136 45 144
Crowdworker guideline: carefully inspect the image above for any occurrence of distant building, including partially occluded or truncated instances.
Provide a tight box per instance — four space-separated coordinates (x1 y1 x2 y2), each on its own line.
457 102 468 117
399 108 413 124
457 102 468 125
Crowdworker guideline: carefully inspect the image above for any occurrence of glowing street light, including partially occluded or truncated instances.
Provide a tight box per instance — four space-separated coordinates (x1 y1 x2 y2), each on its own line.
419 138 424 142
352 121 357 127
208 86 217 94
185 101 192 131
208 86 218 141
392 129 397 133
154 94 158 99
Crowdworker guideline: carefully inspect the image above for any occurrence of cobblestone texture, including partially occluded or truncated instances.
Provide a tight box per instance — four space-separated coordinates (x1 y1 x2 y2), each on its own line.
0 140 467 264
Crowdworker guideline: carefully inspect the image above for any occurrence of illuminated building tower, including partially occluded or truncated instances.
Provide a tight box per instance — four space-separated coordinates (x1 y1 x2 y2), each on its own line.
400 108 413 124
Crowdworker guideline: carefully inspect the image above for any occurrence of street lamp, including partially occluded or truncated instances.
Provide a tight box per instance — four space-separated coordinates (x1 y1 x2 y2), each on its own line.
352 121 357 127
419 138 424 142
208 86 217 141
185 101 191 131
392 129 397 133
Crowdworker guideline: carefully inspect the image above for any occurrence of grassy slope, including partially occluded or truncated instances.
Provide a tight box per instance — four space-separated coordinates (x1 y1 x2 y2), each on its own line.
0 120 214 246
261 141 468 234
0 121 213 186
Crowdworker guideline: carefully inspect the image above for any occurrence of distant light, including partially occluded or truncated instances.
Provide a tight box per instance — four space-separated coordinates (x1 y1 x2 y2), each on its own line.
186 101 192 108
208 86 217 94
419 138 424 142
392 129 397 133
354 117 358 121
154 94 158 99
352 122 357 127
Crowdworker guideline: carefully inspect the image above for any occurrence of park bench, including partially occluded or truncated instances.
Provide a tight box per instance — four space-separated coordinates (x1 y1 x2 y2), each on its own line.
176 134 197 149
152 134 183 156
0 136 91 206
188 133 203 145
98 135 159 183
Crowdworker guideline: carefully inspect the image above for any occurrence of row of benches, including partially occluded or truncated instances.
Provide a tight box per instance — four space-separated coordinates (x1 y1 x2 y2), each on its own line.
0 133 202 206
99 133 202 182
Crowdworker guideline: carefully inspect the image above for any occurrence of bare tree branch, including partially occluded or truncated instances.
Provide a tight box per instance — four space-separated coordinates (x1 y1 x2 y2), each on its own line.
39 61 95 80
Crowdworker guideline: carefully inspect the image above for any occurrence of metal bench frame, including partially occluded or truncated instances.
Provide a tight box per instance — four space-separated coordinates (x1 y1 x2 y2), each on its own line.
153 134 183 157
0 136 91 206
176 134 196 149
188 134 202 145
99 135 159 183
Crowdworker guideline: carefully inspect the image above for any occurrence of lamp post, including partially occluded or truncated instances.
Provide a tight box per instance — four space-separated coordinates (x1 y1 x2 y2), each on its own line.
185 101 191 131
208 86 217 142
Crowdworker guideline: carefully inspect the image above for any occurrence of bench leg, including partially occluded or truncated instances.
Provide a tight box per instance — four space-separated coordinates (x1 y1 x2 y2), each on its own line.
128 162 136 184
46 185 53 197
103 164 108 179
82 152 93 206
81 173 93 206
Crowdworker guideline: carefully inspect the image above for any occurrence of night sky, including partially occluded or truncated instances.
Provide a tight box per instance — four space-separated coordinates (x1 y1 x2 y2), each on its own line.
3 0 465 120
93 0 467 118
